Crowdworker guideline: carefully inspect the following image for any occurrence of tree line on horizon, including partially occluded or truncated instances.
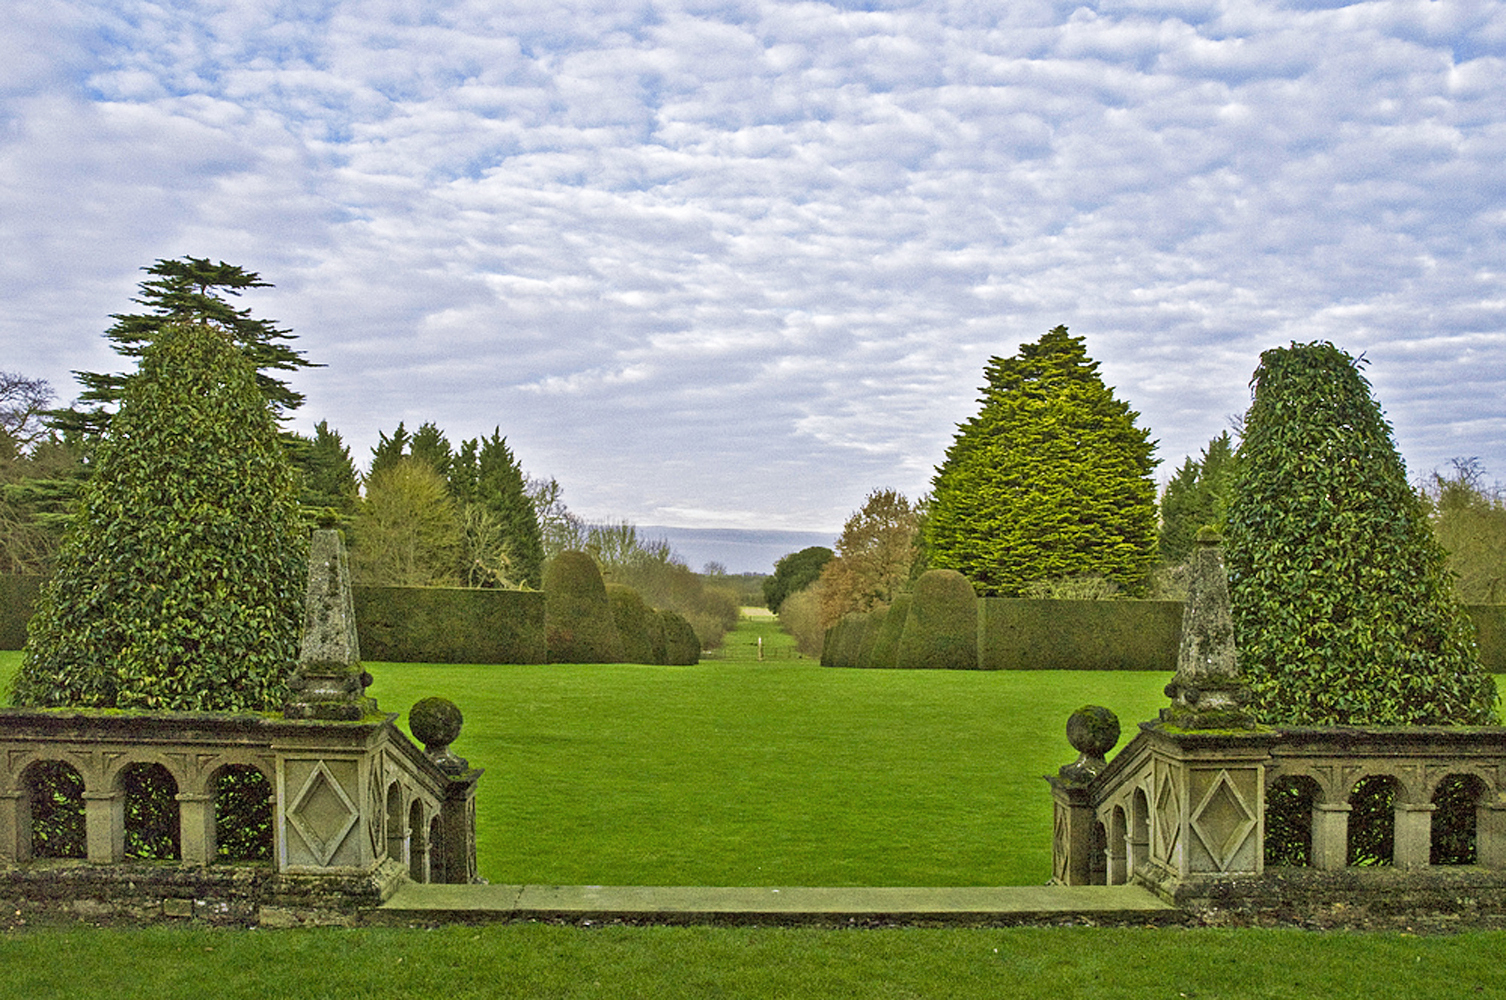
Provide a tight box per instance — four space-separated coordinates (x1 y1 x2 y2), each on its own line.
0 257 742 650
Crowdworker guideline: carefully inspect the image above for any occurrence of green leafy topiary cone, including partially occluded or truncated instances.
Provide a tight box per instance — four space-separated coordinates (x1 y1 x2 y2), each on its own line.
13 322 306 711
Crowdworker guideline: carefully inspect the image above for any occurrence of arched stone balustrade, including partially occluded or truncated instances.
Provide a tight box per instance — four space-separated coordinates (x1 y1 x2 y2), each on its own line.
1051 723 1506 902
0 707 480 886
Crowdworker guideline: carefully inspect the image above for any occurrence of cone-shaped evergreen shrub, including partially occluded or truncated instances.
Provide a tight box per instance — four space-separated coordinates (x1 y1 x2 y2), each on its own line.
927 326 1158 596
607 583 657 664
543 550 625 663
13 322 305 711
1226 341 1496 725
895 569 979 670
659 609 700 665
867 593 911 670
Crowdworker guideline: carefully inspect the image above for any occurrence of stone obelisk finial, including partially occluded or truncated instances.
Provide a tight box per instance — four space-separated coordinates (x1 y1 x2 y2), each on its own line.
1160 528 1254 729
284 528 375 720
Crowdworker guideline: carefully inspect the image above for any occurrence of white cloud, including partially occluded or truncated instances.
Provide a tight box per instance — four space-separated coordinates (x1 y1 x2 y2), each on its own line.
2 0 1504 531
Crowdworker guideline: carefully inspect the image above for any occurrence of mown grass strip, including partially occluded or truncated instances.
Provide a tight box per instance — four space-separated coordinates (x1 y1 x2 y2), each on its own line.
3 923 1503 1000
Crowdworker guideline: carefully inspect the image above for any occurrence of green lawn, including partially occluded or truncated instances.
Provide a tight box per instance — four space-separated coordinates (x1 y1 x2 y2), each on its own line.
6 624 1506 996
3 923 1503 999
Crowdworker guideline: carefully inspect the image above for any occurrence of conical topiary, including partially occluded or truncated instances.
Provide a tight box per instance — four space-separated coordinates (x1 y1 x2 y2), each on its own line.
1226 341 1496 725
895 569 979 670
543 550 625 663
13 321 306 711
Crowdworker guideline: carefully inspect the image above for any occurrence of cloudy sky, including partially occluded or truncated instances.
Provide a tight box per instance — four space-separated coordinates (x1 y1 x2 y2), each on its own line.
4 0 1503 536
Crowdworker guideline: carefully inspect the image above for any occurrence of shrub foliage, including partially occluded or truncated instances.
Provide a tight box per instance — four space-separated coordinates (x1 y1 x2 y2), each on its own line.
1225 341 1496 726
895 569 978 670
543 550 625 663
13 322 306 711
926 326 1158 597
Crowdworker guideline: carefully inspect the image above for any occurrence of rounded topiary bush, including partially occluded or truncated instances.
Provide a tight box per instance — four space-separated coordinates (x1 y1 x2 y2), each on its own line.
607 583 657 665
854 607 886 669
895 569 979 670
659 609 700 665
543 551 625 664
867 593 911 670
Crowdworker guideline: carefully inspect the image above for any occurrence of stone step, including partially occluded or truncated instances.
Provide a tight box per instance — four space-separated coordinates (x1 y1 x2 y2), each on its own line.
369 883 1179 927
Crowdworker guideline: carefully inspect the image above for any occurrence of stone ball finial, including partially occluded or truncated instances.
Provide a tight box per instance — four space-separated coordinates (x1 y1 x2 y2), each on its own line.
1066 705 1121 756
409 697 468 775
1059 705 1120 784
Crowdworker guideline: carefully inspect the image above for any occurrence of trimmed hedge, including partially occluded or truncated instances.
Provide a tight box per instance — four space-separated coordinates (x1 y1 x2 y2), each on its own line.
543 551 625 664
607 584 658 665
660 610 702 665
1472 604 1506 675
854 607 887 669
354 586 545 664
867 593 910 670
0 576 44 650
896 570 979 670
978 598 1184 671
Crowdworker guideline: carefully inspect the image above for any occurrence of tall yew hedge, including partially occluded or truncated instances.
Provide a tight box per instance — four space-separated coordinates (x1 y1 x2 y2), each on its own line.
1225 341 1496 726
926 326 1158 596
12 322 306 711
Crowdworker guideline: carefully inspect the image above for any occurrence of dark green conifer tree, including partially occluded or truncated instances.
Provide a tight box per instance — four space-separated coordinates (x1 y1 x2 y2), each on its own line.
52 257 315 438
13 322 306 711
1158 431 1237 564
926 326 1158 597
1225 341 1496 726
290 420 360 520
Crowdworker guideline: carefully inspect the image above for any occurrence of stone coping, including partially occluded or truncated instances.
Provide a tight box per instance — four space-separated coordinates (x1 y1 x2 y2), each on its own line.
370 883 1180 927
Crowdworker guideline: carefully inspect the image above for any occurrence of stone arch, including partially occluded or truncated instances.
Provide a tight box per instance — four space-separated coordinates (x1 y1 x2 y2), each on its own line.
1348 773 1399 867
1265 774 1320 867
1108 805 1129 884
211 763 274 863
118 761 180 860
1129 786 1151 877
102 749 190 803
408 799 428 882
18 759 86 861
385 780 405 864
1431 772 1489 866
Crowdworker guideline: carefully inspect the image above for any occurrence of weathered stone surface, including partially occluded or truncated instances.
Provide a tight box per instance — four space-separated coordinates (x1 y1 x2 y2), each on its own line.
1058 705 1120 783
285 529 376 720
1161 531 1253 729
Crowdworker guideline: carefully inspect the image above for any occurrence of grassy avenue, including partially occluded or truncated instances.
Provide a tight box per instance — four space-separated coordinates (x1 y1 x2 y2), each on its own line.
1 616 1503 997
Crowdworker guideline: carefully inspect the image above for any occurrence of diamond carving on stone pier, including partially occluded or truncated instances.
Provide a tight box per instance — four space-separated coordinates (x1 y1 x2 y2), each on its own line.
287 761 359 866
1191 769 1256 872
1155 772 1180 862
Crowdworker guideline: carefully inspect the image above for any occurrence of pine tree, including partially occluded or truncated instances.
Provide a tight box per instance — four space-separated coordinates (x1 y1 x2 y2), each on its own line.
290 420 359 520
1225 341 1496 726
926 326 1158 597
13 322 306 711
470 430 544 589
52 258 315 438
1158 431 1237 564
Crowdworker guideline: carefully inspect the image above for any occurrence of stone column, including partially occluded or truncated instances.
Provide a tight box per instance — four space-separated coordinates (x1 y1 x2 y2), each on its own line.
0 790 30 862
1047 780 1097 885
176 792 216 866
1393 801 1436 869
83 790 124 863
1311 802 1351 870
1478 802 1506 868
